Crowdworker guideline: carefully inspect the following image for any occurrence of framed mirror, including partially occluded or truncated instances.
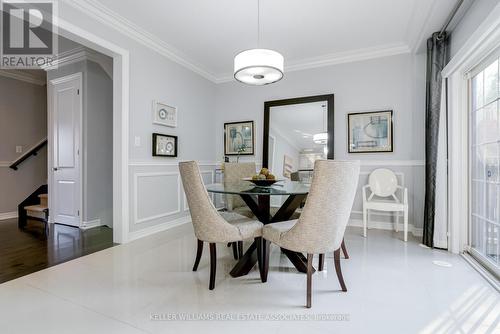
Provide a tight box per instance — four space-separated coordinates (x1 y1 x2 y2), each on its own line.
263 94 334 181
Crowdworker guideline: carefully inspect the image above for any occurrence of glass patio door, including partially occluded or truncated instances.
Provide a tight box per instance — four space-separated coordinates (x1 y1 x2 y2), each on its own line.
470 51 500 277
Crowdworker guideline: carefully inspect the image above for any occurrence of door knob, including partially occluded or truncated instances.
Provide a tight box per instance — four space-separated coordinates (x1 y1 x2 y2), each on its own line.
53 167 58 171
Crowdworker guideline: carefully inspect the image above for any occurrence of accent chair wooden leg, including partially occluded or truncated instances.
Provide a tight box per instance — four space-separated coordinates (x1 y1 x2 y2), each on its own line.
306 253 313 308
318 254 324 271
209 243 217 290
237 241 243 259
334 249 347 292
341 239 349 259
262 239 270 282
231 242 238 260
193 239 203 271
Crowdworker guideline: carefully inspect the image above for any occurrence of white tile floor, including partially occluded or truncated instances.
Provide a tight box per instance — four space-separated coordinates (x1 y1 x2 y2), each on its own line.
0 224 498 334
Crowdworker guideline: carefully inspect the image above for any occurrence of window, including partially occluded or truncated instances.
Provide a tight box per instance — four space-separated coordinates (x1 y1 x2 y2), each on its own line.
469 51 500 277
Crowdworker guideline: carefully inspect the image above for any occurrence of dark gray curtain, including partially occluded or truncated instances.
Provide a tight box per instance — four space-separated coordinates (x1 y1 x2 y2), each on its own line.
423 32 449 247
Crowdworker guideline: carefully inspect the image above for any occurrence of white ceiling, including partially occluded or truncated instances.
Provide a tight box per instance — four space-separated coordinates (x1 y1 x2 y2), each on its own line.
270 101 327 151
88 0 458 81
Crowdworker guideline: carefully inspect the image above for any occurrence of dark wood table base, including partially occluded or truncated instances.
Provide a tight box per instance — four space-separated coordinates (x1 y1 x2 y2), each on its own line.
230 193 311 277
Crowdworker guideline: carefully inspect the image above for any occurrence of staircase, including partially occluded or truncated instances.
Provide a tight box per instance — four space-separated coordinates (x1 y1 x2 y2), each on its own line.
18 185 49 235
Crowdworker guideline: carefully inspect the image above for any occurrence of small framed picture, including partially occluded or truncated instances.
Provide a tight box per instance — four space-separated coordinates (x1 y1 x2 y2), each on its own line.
152 133 177 157
348 110 393 153
153 101 177 127
224 121 254 155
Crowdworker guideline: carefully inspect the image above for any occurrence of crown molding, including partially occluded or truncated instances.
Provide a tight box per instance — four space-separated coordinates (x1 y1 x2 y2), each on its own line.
42 46 113 78
0 69 46 86
64 0 412 85
215 44 411 83
405 0 437 53
41 46 87 70
63 0 218 82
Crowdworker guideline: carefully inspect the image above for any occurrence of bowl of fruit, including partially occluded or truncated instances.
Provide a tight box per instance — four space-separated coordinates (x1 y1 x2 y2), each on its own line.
243 168 281 187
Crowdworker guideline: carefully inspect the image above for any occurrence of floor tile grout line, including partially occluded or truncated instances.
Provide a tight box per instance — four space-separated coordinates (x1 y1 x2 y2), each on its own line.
21 280 154 334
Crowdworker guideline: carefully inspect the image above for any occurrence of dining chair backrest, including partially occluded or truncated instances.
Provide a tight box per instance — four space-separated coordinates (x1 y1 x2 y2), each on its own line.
368 168 398 198
281 160 360 253
179 161 240 242
224 162 256 210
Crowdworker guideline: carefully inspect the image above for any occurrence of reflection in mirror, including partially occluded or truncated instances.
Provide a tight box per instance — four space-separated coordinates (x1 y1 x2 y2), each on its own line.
268 101 328 184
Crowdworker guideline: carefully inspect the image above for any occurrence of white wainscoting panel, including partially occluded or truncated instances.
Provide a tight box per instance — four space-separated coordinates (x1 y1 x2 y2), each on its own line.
133 171 181 224
128 160 424 240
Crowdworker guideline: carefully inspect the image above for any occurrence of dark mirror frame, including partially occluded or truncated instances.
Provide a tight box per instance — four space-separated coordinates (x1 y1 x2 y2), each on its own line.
262 94 335 168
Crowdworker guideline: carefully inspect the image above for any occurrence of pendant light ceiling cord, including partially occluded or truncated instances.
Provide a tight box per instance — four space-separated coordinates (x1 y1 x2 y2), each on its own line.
257 0 260 47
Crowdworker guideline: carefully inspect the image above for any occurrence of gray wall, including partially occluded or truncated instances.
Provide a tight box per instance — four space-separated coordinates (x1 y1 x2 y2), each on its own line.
215 53 426 233
57 2 217 238
450 0 500 58
84 61 113 227
0 75 47 215
47 59 113 228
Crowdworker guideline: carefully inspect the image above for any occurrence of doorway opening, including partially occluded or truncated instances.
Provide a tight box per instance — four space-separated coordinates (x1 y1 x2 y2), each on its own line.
0 34 115 283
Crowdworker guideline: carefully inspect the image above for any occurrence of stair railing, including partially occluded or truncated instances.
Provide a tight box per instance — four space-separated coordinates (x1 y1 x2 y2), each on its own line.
9 138 47 170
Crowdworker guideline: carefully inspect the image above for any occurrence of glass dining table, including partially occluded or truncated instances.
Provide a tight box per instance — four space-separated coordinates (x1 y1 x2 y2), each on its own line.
206 180 312 278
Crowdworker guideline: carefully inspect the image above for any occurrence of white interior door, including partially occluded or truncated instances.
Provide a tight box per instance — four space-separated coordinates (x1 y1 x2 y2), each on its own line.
49 73 82 227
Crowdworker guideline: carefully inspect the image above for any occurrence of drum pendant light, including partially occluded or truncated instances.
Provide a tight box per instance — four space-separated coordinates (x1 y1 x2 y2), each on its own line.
234 0 284 85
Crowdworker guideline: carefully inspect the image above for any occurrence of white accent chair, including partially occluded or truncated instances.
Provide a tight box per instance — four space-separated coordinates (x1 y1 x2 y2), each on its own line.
362 168 408 241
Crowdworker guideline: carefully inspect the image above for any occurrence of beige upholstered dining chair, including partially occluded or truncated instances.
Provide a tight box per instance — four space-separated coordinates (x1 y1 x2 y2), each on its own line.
223 162 257 258
179 161 264 290
224 162 256 218
262 160 360 308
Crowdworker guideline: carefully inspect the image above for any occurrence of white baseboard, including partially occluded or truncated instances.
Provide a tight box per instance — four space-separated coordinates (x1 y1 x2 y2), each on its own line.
0 211 18 221
81 219 102 229
128 215 191 242
348 218 423 237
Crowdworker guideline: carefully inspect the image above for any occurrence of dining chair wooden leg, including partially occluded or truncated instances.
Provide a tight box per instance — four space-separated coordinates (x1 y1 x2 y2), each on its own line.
334 248 347 292
231 242 238 260
341 239 349 259
193 239 203 271
237 241 243 259
318 254 324 271
209 243 217 290
306 253 313 308
262 239 270 282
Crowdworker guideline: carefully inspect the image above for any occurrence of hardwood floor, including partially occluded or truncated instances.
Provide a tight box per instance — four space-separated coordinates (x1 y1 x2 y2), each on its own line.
0 218 114 283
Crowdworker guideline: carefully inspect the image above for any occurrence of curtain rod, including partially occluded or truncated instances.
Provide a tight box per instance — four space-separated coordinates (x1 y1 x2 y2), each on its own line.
439 0 465 37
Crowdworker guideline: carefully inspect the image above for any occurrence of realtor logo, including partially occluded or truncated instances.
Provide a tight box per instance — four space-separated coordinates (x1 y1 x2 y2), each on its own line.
1 0 57 68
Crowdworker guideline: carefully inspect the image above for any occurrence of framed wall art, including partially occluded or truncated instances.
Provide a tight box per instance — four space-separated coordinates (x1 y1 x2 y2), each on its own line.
348 110 393 153
152 133 178 157
224 121 254 155
153 101 177 127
